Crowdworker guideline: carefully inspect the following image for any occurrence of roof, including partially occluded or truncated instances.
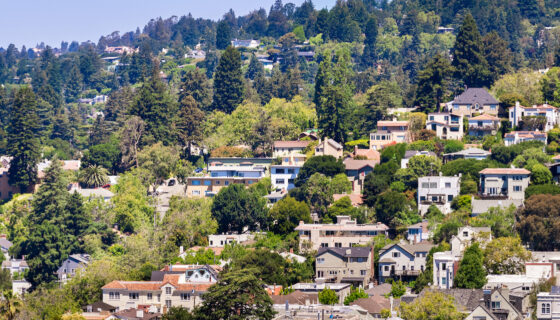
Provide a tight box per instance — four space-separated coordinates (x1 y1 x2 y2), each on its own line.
453 88 499 105
377 120 409 127
471 305 499 320
351 295 393 315
408 220 429 234
417 288 484 312
318 138 343 150
316 247 371 259
274 141 310 148
404 150 436 159
343 159 377 171
469 114 500 121
271 290 319 305
111 308 161 320
479 168 531 175
504 131 547 139
295 221 389 232
69 254 91 264
0 238 13 250
471 199 523 215
444 148 491 157
365 283 392 296
332 194 363 206
73 188 114 198
82 301 116 312
381 242 435 256
352 148 381 161
102 278 213 292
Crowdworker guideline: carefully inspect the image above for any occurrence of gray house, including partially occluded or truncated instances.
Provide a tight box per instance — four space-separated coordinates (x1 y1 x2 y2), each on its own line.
57 254 90 283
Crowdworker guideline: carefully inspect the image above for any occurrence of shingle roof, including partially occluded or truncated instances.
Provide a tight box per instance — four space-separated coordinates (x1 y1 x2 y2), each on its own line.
453 88 499 105
479 168 531 175
417 288 484 312
404 150 436 159
353 148 381 161
271 291 319 305
365 283 392 296
381 242 434 256
0 238 13 250
344 159 377 170
444 147 491 157
504 131 547 139
378 121 409 127
351 295 394 315
316 247 371 258
273 141 310 148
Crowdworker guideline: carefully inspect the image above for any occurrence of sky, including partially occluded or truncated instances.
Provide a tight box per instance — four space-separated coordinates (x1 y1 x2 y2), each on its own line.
0 0 333 49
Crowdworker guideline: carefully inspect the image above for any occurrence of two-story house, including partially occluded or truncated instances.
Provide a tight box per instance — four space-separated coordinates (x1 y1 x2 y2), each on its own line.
57 254 91 283
315 247 374 288
537 286 560 320
186 164 266 197
378 242 434 283
272 141 310 159
417 174 461 215
468 114 501 137
208 233 254 247
315 138 344 159
509 101 559 132
467 288 523 320
447 88 500 117
295 216 389 252
1 258 28 275
504 131 548 146
479 168 531 201
271 164 301 191
343 159 378 194
426 112 464 140
370 120 410 151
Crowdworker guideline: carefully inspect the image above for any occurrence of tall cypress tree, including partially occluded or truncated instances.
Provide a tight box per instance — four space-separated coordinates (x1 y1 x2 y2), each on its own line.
64 63 83 102
176 95 205 152
212 46 244 114
452 13 491 87
7 87 40 193
246 54 265 80
361 15 378 67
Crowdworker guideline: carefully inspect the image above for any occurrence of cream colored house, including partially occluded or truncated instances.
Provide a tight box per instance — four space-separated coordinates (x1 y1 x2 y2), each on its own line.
315 247 374 288
378 242 434 283
479 168 531 201
315 138 343 159
466 288 522 320
295 216 389 252
370 120 410 150
426 112 464 140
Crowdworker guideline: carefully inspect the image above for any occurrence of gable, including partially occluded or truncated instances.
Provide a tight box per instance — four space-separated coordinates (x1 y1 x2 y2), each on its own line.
380 245 414 260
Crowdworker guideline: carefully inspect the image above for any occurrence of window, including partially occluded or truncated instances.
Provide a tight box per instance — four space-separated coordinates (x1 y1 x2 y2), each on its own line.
445 182 451 188
411 266 414 271
157 294 161 302
166 287 172 294
448 195 453 202
429 182 437 188
361 270 367 276
429 116 434 121
542 303 551 314
192 190 200 196
275 168 285 174
181 293 191 301
384 266 389 271
513 186 522 192
204 180 211 186
109 292 120 300
442 277 447 285
442 263 447 270
275 179 285 184
224 181 229 185
321 243 328 248
147 292 152 300
335 243 342 248
129 292 139 300
350 270 354 275
317 258 325 264
192 180 201 185
392 252 400 258
463 231 469 237
287 169 295 174
421 182 429 188
166 300 172 308
491 301 500 310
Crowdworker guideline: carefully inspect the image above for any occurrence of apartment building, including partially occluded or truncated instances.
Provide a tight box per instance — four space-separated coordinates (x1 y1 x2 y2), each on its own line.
446 88 500 117
509 101 559 132
185 164 266 197
378 242 434 283
295 216 389 252
370 120 410 150
271 164 301 191
504 131 548 146
479 168 531 201
417 174 461 215
426 112 464 140
315 247 374 287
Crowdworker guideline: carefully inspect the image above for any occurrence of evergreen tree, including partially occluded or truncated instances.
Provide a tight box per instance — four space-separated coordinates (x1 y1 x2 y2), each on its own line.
455 243 487 289
64 63 83 102
212 46 244 114
180 69 212 110
246 54 264 80
483 31 512 85
361 15 378 67
452 14 491 87
279 33 298 72
268 0 289 37
216 20 233 50
415 54 453 113
7 87 40 193
176 95 204 152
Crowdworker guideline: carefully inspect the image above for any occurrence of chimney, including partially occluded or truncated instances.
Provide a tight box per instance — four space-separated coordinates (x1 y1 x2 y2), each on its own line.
179 246 184 254
136 309 144 318
501 285 510 301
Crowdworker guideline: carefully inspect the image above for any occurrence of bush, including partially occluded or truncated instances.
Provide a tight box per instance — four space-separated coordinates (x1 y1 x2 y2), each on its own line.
531 163 552 185
525 184 560 198
444 140 464 154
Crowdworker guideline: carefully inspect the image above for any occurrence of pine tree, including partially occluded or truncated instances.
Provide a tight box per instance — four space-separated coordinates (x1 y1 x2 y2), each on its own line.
452 13 491 87
176 95 205 152
246 54 265 80
361 15 378 67
279 33 298 72
180 69 212 111
216 20 233 50
64 63 83 102
212 46 244 114
455 243 487 289
415 54 453 113
7 87 40 193
483 31 512 85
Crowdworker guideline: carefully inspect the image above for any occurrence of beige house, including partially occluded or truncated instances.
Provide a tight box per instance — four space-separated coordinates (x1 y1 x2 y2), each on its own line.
295 216 389 252
479 168 531 201
378 242 434 283
446 88 500 117
451 226 492 257
370 120 410 151
426 112 464 140
315 138 343 159
465 288 522 320
273 141 310 158
315 247 374 288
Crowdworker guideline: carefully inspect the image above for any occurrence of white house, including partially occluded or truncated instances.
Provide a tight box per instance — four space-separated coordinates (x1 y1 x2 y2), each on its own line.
467 114 501 137
271 164 301 191
272 141 309 159
417 174 461 215
426 112 463 140
208 233 254 247
509 101 559 132
231 39 260 49
504 131 548 146
378 242 434 283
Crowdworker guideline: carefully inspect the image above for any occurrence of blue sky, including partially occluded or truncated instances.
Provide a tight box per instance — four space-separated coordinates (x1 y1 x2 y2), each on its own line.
0 0 333 48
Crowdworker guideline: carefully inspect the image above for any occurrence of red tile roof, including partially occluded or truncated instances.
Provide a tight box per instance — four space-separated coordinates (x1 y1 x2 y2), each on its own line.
470 114 500 121
479 168 531 175
353 148 380 161
333 194 363 206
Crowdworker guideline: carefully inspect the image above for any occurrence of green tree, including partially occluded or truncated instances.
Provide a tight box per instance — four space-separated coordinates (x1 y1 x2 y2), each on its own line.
400 290 463 320
525 184 560 198
269 196 311 236
163 307 194 320
326 196 364 224
195 269 275 320
319 287 338 305
483 31 511 84
530 163 552 185
455 243 487 289
361 81 401 134
78 165 109 188
180 69 212 111
0 290 22 320
216 20 232 50
415 54 453 113
137 143 181 192
295 155 345 187
176 95 204 152
246 54 264 80
517 194 560 250
343 286 368 305
361 15 378 67
65 63 83 102
232 249 288 286
212 46 244 114
374 191 417 229
483 237 531 274
390 280 406 298
7 87 40 192
452 13 490 87
211 184 267 233
112 170 154 233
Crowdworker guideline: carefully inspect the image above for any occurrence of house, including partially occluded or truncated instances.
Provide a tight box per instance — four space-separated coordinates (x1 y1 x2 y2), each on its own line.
2 258 28 275
548 155 560 183
315 247 374 287
451 226 492 257
343 159 378 194
378 242 434 283
107 307 161 319
426 112 464 140
350 146 381 162
485 274 542 295
104 46 136 55
185 164 266 197
58 254 91 283
73 188 114 201
446 88 500 117
370 120 410 151
271 164 301 191
407 220 431 244
509 101 559 132
289 282 352 304
0 237 13 260
264 190 287 206
401 150 436 169
350 295 395 318
208 233 254 247
416 288 484 313
299 129 319 141
504 131 547 146
272 140 310 158
537 286 560 319
315 138 343 159
417 174 461 215
12 279 31 296
466 287 524 320
152 264 220 284
479 168 531 201
270 290 319 305
231 39 260 49
295 216 389 252
468 114 501 137
443 148 491 162
0 168 23 200
297 51 315 61
333 194 363 207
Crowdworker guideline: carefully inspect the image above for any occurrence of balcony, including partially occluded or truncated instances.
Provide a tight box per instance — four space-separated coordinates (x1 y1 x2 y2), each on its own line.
468 124 498 131
392 270 421 276
420 200 445 205
477 192 508 200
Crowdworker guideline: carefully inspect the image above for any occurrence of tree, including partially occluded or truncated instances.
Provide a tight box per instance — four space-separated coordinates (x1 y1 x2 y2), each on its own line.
525 184 560 198
195 269 275 320
452 13 490 87
319 287 338 305
361 15 378 67
7 87 40 192
390 280 406 298
361 81 402 134
0 290 22 320
211 184 267 233
176 95 204 152
180 69 212 111
216 20 232 50
212 46 244 113
517 194 560 250
163 307 195 320
78 165 109 188
299 173 333 217
483 237 531 274
413 242 450 293
415 54 453 113
137 143 181 192
483 31 511 84
112 170 154 233
530 163 552 185
246 54 264 80
269 196 311 235
343 286 368 305
400 290 464 320
374 191 417 229
455 243 487 289
295 155 344 187
232 249 289 286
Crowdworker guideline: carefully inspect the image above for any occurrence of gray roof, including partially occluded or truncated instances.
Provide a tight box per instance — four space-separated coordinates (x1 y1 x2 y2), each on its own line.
317 247 371 258
453 88 499 105
365 283 392 296
69 254 91 264
417 288 484 312
0 238 13 250
404 150 436 159
471 199 523 215
381 242 435 256
444 148 491 157
73 188 114 198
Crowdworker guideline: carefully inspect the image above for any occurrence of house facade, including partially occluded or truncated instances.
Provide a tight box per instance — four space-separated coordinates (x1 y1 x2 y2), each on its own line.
370 120 410 150
509 101 559 132
1 259 28 275
446 88 500 117
315 138 343 159
343 159 378 194
208 234 254 247
443 148 491 162
479 168 531 201
295 216 389 251
378 242 434 283
426 112 464 140
537 286 560 320
315 247 374 288
186 164 266 197
417 175 461 215
468 114 501 137
271 164 301 191
407 221 431 244
504 131 548 146
57 254 90 283
272 141 310 158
